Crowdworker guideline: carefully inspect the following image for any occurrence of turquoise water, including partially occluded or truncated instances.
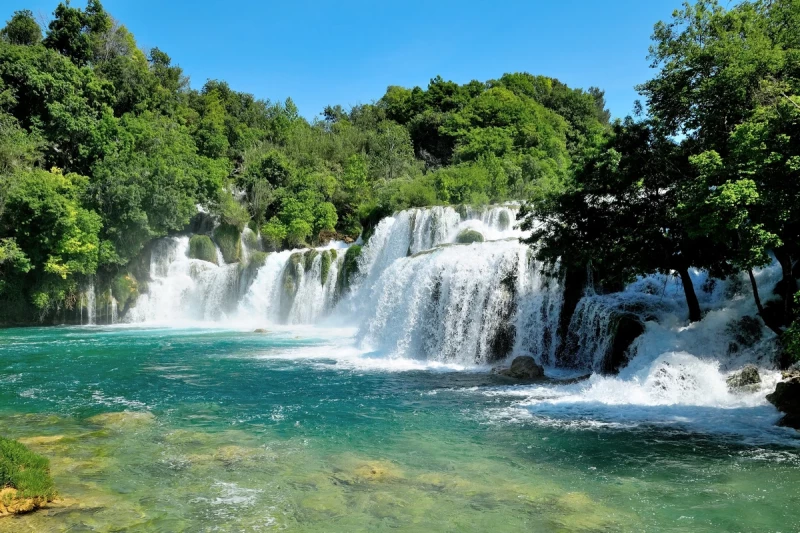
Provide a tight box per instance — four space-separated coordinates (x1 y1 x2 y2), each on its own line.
1 326 799 532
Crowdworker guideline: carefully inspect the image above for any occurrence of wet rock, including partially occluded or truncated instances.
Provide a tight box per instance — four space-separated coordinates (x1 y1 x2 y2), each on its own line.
767 376 800 430
187 211 216 235
605 314 645 374
726 364 761 391
253 328 268 334
496 356 544 380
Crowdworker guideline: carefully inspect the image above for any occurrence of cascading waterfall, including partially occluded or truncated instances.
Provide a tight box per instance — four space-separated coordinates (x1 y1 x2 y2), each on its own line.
114 203 784 402
355 240 562 365
127 237 241 323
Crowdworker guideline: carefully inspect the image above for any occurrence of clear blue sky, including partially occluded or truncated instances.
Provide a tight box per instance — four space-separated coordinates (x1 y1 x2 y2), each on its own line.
5 0 685 120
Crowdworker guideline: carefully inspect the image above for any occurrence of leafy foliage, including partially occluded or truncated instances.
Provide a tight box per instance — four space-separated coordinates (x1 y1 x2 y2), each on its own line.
0 0 608 322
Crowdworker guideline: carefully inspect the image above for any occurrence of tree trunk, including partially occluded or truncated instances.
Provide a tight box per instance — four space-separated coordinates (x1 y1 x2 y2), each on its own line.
774 248 797 325
749 268 784 336
677 267 701 323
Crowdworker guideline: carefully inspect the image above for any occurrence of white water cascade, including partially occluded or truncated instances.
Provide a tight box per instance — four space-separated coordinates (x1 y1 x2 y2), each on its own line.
345 205 561 365
118 204 786 387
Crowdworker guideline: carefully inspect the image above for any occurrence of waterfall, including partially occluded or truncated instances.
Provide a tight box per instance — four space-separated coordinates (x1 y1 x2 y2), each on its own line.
121 204 566 365
127 237 241 323
82 280 96 325
355 240 562 365
111 297 118 325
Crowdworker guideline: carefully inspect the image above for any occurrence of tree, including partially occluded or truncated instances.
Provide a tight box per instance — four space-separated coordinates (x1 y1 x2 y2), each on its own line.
525 119 728 322
43 0 111 66
638 0 800 328
1 10 41 45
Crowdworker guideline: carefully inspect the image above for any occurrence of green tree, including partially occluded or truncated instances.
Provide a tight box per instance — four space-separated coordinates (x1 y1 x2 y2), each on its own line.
0 10 41 45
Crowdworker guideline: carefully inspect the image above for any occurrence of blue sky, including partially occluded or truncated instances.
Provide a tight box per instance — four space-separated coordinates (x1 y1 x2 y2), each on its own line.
5 0 684 120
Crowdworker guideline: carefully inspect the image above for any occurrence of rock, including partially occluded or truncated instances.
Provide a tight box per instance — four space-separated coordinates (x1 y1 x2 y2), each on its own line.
187 211 216 234
456 229 485 244
605 314 645 374
0 488 45 516
726 364 761 391
497 356 545 380
767 376 800 414
188 234 217 264
111 272 140 313
87 411 155 429
777 413 800 430
316 229 338 246
253 328 268 334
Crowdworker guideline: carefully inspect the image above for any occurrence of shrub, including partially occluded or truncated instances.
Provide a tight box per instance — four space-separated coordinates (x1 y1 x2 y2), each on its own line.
261 218 287 251
188 235 217 263
0 436 56 500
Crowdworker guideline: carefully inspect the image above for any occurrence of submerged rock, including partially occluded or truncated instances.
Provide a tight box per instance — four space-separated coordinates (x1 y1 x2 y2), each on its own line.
726 364 761 391
496 355 545 380
767 376 800 429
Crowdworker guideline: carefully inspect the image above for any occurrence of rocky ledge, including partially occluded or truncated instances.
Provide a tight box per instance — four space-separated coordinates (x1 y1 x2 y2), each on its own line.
767 367 800 430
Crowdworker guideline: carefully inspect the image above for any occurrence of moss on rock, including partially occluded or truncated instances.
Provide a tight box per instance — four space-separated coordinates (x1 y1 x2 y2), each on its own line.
188 235 217 264
242 228 259 251
0 436 56 515
320 250 332 285
304 249 319 272
213 223 241 264
111 273 139 311
456 229 485 244
340 245 362 293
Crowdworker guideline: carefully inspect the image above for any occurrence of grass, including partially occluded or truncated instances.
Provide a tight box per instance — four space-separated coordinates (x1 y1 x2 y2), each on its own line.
0 437 56 500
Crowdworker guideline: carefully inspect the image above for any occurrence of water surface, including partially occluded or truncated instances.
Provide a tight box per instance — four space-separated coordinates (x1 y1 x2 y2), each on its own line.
1 326 798 532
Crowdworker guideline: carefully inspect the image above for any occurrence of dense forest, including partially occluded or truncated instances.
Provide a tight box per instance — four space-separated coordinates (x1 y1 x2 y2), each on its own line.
0 0 609 323
0 0 798 366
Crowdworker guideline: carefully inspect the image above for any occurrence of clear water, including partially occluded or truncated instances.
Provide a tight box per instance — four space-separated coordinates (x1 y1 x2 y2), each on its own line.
1 326 799 532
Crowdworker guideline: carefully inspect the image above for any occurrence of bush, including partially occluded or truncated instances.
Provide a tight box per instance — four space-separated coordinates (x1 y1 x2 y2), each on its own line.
261 218 287 251
286 219 312 248
213 223 241 263
188 235 217 263
0 436 56 500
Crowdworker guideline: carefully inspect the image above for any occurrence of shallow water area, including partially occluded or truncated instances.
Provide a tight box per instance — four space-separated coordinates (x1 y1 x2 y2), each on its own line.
1 326 799 532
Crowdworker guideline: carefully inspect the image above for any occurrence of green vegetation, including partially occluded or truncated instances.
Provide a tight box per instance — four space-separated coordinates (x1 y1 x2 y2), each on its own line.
0 1 608 323
188 235 217 264
110 272 138 311
456 229 485 244
0 436 56 500
522 0 800 365
213 223 241 264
